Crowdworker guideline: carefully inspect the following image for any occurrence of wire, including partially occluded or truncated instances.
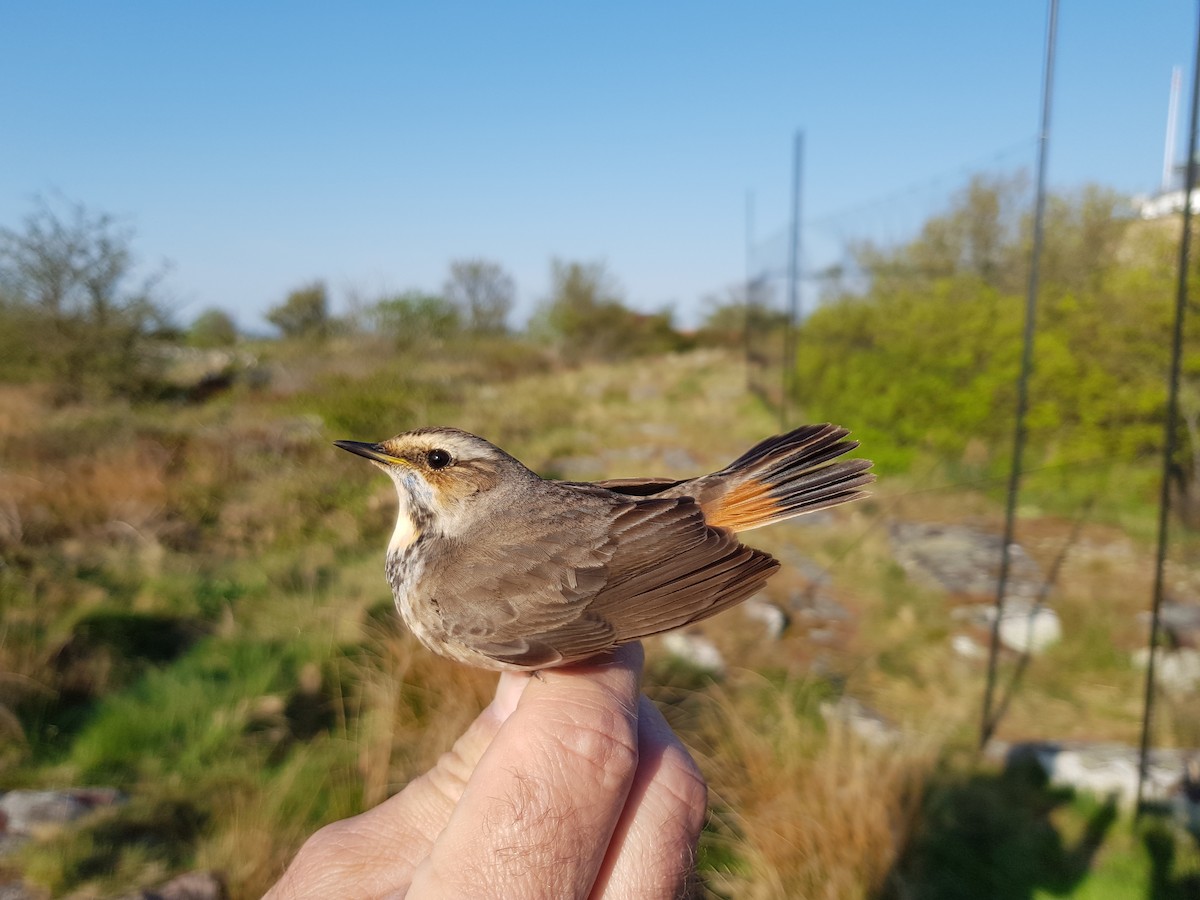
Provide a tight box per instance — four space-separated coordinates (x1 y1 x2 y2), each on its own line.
1135 0 1200 821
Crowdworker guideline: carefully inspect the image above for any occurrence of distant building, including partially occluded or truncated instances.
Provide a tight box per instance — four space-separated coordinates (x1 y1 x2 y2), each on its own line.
1137 187 1200 220
1136 160 1200 220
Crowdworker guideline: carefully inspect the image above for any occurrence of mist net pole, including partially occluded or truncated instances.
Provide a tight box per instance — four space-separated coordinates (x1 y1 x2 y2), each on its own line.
981 0 1059 748
1135 0 1200 820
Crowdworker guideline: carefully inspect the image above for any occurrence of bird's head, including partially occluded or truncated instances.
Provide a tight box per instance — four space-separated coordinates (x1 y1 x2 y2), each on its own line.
335 427 525 539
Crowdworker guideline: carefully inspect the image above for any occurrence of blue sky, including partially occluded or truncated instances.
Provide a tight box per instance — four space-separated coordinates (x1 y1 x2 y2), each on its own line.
1 2 1195 330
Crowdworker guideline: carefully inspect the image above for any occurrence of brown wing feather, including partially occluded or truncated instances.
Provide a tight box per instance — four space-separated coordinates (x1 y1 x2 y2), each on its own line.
429 492 775 668
591 476 685 496
588 499 779 642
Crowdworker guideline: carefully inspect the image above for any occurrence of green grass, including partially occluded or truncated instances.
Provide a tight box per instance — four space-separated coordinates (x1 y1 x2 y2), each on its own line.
2 340 1198 898
889 759 1200 900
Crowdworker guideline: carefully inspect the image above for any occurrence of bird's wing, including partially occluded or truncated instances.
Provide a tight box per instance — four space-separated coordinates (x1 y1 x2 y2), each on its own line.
589 476 685 496
431 495 776 669
586 497 779 642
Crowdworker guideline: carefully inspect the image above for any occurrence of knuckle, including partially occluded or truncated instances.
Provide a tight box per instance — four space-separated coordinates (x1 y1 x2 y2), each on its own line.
424 744 475 801
546 701 639 789
300 818 352 857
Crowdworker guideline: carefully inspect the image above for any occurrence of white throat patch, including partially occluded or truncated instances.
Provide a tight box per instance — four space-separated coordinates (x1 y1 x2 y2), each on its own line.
386 469 432 554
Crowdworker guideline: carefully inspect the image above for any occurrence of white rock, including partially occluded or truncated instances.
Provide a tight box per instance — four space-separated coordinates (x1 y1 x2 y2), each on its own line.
996 604 1062 655
661 632 725 676
1033 742 1184 809
742 598 789 640
819 696 900 747
1131 647 1200 694
0 788 122 836
952 633 987 659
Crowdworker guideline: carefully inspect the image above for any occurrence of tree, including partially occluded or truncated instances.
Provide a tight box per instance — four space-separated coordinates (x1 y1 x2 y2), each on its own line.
370 291 460 344
444 259 514 333
0 195 169 400
793 179 1184 475
268 280 329 339
855 172 1030 295
533 259 684 359
187 308 238 348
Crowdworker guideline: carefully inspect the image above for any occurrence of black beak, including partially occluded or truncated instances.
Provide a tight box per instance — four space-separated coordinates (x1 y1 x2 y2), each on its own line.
334 440 399 465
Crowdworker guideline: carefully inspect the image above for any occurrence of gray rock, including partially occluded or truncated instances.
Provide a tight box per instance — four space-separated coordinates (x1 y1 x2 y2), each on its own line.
790 588 852 622
0 788 123 836
0 882 39 900
782 551 832 585
775 552 853 623
889 522 1043 600
1142 599 1200 648
819 696 900 747
786 585 851 621
0 833 29 857
1174 757 1200 836
156 346 259 399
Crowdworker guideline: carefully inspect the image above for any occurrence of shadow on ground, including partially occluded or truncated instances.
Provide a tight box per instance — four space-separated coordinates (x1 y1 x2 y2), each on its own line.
1143 815 1200 899
19 611 208 761
882 758 1200 899
881 758 1117 899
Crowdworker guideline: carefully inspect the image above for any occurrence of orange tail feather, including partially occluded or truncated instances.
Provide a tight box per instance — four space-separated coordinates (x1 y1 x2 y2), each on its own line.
703 425 873 532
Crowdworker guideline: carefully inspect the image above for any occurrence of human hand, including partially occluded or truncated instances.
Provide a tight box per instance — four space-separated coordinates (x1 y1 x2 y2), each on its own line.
265 642 707 899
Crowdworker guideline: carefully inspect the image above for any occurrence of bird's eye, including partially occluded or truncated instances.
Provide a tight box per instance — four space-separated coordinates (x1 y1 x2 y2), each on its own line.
426 449 452 470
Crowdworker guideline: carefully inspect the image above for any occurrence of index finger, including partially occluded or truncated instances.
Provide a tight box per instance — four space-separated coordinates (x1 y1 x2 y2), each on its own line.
409 643 645 899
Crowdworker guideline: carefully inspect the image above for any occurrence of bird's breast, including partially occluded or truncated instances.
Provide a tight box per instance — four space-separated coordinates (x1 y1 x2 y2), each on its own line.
386 541 425 603
386 542 437 637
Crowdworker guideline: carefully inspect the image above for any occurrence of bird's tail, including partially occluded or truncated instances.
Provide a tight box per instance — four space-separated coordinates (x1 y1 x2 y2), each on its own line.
700 424 873 532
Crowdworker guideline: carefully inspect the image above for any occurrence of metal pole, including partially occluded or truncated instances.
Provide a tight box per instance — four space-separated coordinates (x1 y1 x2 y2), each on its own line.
981 0 1059 748
1136 2 1200 820
783 129 804 430
745 191 755 392
1164 66 1183 194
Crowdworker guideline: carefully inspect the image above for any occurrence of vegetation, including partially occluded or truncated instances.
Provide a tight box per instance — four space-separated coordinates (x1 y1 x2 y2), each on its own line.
186 309 239 348
443 257 515 333
266 280 330 340
0 195 170 402
1 186 1199 897
532 258 690 359
798 177 1183 474
368 289 461 346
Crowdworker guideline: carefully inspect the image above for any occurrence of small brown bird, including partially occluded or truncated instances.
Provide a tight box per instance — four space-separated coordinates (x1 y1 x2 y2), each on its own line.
336 425 872 671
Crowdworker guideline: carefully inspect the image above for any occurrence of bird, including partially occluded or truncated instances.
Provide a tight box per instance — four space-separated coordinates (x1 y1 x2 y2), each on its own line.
335 425 872 671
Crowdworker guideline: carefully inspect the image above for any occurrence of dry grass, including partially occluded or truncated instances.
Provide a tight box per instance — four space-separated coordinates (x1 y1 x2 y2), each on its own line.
687 675 935 899
351 617 495 808
2 341 1193 897
8 439 172 546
